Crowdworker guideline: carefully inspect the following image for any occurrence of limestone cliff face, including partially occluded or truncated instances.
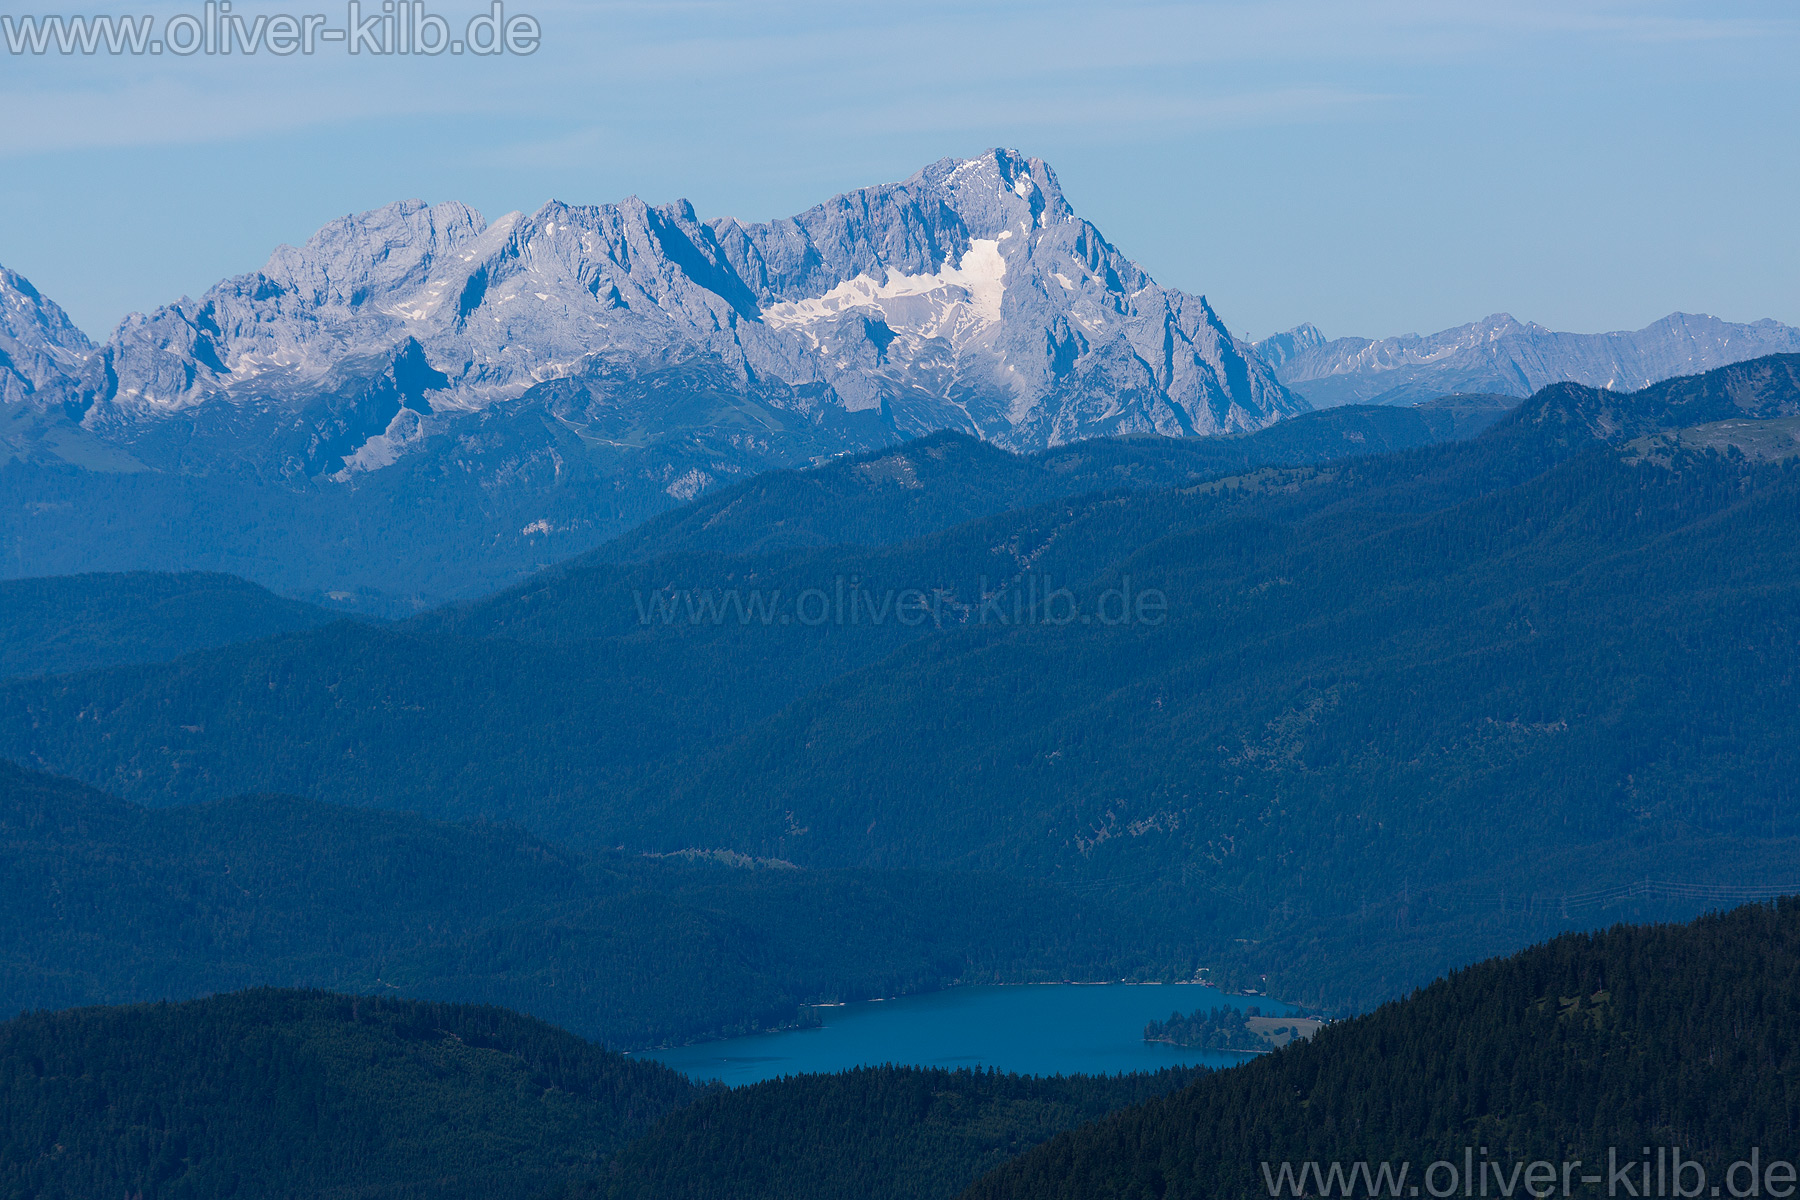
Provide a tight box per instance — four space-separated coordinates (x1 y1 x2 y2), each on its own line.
20 149 1298 481
0 265 93 407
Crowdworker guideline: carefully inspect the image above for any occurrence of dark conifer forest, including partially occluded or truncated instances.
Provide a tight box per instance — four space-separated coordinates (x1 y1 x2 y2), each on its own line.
964 899 1800 1200
595 1065 1207 1200
0 990 695 1200
0 759 1173 1048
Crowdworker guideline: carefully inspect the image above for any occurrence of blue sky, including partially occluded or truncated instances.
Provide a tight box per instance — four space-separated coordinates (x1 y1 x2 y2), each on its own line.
1 0 1795 344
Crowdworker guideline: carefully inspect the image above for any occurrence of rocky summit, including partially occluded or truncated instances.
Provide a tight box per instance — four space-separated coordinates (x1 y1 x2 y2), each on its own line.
12 149 1299 484
0 265 94 407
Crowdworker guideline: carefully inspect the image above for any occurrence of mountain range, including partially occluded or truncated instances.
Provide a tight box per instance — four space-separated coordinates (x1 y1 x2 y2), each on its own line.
64 149 1295 446
8 151 1796 612
0 149 1311 608
1256 310 1800 407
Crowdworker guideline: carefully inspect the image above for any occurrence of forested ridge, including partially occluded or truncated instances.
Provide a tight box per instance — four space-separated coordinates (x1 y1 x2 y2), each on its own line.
593 1065 1206 1200
571 397 1512 567
0 571 338 679
0 989 695 1200
964 899 1800 1200
0 989 1206 1200
0 760 1176 1047
9 902 1800 1200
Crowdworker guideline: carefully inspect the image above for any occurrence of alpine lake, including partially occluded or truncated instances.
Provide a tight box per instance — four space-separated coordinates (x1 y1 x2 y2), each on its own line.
642 983 1298 1085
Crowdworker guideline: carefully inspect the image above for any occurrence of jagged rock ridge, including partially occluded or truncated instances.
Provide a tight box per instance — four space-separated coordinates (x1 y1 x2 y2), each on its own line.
1258 311 1800 408
0 151 1307 606
0 266 93 406
36 149 1300 475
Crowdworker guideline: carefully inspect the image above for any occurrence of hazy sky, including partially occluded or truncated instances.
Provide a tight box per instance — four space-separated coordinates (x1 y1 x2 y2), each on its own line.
2 0 1795 343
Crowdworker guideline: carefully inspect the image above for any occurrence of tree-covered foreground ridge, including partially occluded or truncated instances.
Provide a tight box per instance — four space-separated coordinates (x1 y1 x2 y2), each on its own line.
5 901 1800 1200
964 899 1800 1200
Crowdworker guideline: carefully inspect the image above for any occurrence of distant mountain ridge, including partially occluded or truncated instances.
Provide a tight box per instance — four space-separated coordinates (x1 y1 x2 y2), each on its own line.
1258 311 1800 407
0 387 1478 612
543 397 1517 569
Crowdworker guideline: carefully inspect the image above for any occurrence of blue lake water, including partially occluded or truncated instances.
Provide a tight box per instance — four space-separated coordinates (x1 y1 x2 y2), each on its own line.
641 984 1289 1085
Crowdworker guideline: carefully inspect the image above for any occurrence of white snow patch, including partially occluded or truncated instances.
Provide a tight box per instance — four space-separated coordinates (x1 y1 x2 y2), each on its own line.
944 158 985 184
762 239 1008 334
